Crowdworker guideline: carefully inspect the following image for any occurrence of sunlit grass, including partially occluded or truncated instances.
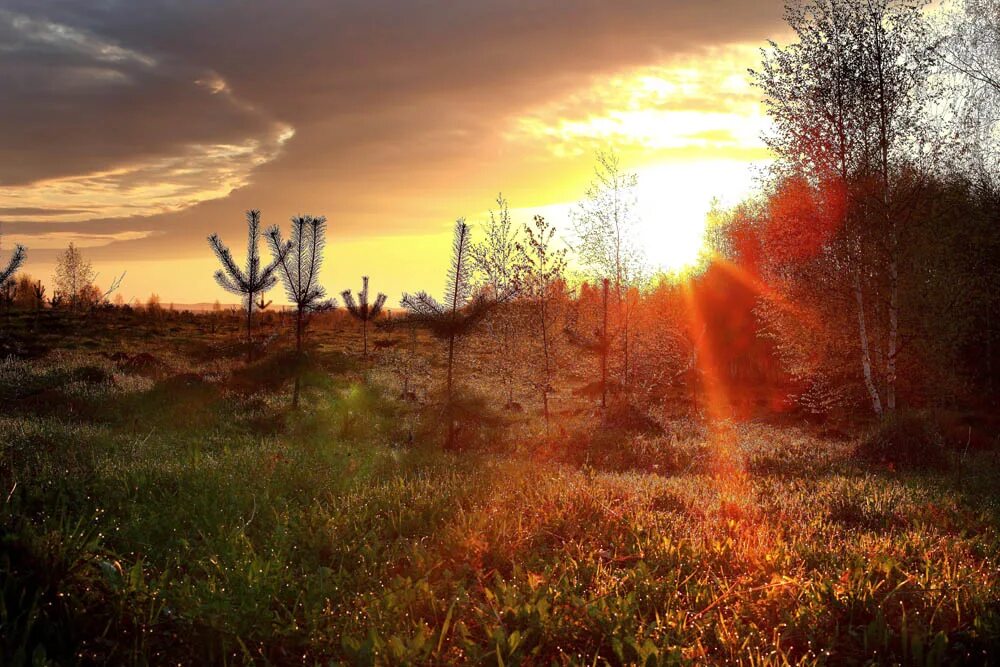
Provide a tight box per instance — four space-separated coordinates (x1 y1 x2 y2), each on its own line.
1 316 998 664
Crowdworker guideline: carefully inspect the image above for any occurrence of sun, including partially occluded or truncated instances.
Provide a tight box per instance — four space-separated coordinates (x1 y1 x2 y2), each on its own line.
633 161 754 277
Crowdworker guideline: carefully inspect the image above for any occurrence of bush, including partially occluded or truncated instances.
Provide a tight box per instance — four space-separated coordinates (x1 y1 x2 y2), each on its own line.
856 412 948 470
604 398 663 434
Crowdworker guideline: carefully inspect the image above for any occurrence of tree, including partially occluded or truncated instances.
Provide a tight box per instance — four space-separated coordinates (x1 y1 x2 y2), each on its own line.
571 151 646 393
0 232 25 286
31 280 45 330
267 215 334 354
14 274 34 310
517 215 568 432
940 0 1000 182
751 0 938 416
402 219 492 446
0 278 15 319
54 242 95 308
208 209 289 362
471 195 526 408
342 276 387 357
564 278 611 409
471 194 521 303
146 293 162 317
267 215 335 407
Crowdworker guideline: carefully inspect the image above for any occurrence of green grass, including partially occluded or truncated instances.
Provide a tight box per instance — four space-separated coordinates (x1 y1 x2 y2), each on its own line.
1 315 999 664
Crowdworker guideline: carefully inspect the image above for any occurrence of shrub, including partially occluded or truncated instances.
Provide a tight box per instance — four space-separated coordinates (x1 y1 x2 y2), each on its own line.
603 397 663 434
856 412 948 470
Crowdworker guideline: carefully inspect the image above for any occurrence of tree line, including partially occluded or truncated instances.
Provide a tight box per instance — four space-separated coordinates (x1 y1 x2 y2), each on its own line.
2 0 996 436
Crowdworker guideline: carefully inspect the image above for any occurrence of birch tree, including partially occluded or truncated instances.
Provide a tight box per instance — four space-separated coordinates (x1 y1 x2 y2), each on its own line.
572 151 646 393
752 0 937 416
471 195 526 408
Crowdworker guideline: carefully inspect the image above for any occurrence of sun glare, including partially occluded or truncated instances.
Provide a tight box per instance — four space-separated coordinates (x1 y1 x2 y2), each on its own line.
634 161 759 277
507 48 771 282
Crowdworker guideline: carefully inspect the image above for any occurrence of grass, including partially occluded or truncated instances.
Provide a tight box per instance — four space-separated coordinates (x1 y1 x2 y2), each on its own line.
1 311 999 664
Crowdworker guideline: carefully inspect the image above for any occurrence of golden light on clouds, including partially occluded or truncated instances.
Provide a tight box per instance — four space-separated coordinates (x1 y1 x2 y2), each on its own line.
1 125 294 224
508 45 770 161
3 1 778 304
505 44 770 276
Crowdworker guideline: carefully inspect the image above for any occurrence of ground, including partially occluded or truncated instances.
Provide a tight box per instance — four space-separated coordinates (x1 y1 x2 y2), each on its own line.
1 309 998 665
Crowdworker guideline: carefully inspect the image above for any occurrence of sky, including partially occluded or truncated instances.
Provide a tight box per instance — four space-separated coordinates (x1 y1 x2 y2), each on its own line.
0 0 785 305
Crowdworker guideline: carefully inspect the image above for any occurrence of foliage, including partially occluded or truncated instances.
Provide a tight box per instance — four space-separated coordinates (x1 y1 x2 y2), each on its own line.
53 242 95 307
208 209 289 362
342 276 387 356
0 242 26 286
266 215 335 332
517 215 569 430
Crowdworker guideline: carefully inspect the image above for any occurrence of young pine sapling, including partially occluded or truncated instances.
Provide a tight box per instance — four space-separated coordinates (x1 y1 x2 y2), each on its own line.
208 209 290 362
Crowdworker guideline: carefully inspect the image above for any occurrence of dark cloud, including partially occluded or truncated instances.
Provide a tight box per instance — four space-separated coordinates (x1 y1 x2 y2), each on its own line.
2 0 784 259
0 9 283 186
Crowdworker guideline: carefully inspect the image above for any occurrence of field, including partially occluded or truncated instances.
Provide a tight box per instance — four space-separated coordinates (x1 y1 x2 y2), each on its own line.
2 309 999 665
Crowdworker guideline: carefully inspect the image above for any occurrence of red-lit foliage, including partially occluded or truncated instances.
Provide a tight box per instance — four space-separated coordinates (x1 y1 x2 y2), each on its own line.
765 175 845 263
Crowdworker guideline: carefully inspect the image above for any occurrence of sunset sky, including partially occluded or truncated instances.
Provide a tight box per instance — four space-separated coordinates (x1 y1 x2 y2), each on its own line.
1 0 784 305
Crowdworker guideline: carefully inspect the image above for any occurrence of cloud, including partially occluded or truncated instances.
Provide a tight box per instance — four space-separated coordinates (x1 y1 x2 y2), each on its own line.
1 0 785 264
0 8 292 229
506 45 772 160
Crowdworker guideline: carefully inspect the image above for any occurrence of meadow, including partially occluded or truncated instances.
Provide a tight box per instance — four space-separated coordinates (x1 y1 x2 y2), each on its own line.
1 308 998 665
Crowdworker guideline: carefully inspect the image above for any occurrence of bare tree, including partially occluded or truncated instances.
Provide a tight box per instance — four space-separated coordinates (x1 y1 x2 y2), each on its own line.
471 195 526 408
53 242 95 309
518 215 568 432
940 0 1000 182
571 151 646 392
208 209 289 362
267 215 335 407
342 276 387 356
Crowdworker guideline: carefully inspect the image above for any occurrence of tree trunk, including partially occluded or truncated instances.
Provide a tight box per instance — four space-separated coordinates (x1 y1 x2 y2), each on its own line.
854 271 883 416
246 295 254 363
292 306 304 408
446 331 456 448
296 307 303 354
886 230 898 414
362 319 368 356
446 333 455 400
540 298 551 435
601 278 608 409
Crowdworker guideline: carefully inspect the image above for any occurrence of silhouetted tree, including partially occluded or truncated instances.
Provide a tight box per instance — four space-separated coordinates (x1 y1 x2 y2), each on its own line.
208 209 289 362
267 216 334 352
53 242 95 309
0 279 14 320
342 276 387 356
31 280 45 330
267 215 335 407
0 237 25 286
402 219 491 446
